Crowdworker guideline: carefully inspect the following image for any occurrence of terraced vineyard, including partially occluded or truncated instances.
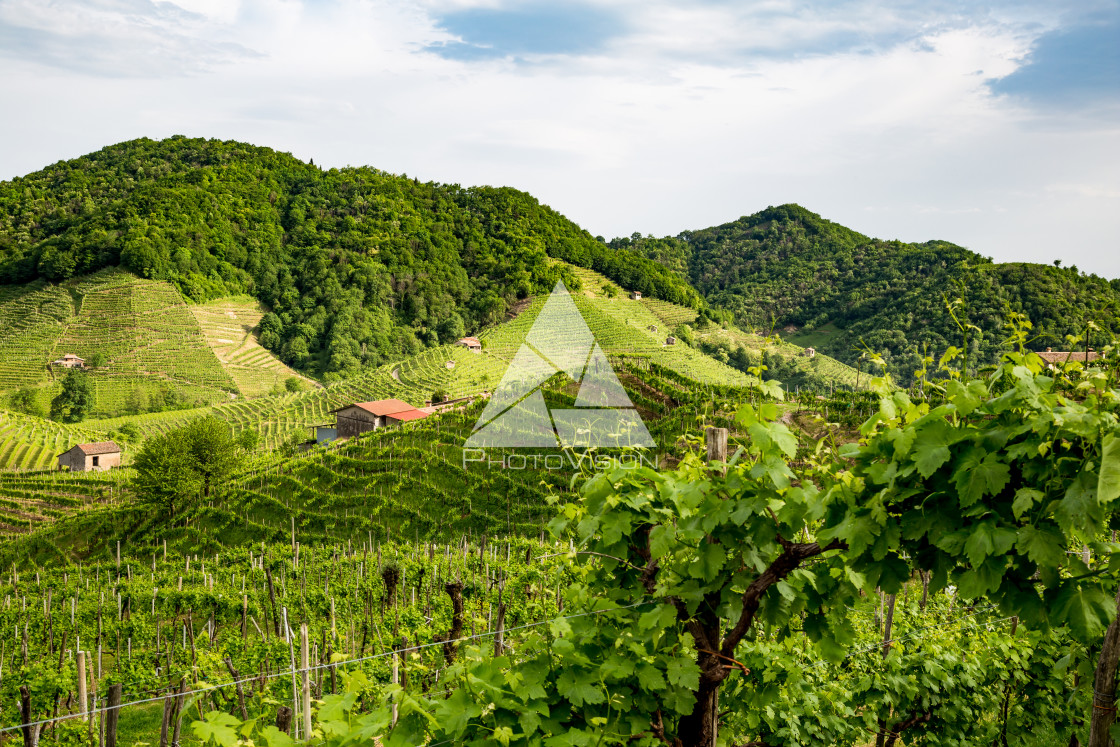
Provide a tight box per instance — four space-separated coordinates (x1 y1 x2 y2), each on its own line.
0 409 103 472
0 269 242 419
0 467 126 536
0 280 75 392
84 343 509 451
57 269 236 395
11 364 761 553
479 290 753 387
189 296 318 398
0 265 860 472
695 324 863 388
642 297 699 327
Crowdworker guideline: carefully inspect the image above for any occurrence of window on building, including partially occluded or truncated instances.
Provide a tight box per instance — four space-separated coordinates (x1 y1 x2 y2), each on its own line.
92 456 99 467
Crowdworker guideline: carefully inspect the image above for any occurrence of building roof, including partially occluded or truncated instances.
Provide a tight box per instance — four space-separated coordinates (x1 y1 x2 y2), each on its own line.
69 441 120 456
332 399 418 416
385 409 429 423
457 337 482 347
1037 349 1101 364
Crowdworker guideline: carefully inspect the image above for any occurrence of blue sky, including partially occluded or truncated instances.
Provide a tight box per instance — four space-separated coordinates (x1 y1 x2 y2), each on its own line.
1 0 1118 276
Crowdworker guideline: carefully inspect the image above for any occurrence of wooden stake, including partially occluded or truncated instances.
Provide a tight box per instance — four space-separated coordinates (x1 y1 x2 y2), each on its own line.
301 624 312 740
105 684 122 747
76 650 88 720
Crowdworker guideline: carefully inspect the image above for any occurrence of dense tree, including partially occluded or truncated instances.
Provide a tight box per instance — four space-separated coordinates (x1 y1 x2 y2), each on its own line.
49 369 93 422
8 387 43 417
620 204 1120 384
131 417 251 516
131 433 201 518
0 136 699 377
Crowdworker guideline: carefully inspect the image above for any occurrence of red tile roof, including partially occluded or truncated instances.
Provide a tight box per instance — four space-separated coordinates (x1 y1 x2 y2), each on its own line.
385 409 428 423
457 337 482 347
332 399 417 416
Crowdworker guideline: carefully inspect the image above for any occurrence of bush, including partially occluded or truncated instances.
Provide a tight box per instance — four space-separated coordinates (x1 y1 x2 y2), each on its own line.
9 387 45 417
50 369 94 422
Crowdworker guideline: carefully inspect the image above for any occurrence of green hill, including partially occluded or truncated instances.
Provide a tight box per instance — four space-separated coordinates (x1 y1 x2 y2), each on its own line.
0 136 701 380
615 204 1120 382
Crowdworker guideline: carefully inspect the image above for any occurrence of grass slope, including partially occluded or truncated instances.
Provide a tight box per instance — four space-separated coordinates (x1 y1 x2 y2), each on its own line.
189 296 318 398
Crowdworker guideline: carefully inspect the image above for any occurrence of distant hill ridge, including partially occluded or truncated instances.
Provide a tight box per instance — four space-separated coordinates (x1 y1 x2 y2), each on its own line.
3 138 1116 385
614 204 1120 381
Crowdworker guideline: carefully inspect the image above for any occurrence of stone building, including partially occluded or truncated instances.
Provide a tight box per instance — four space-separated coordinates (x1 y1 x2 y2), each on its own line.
58 441 120 472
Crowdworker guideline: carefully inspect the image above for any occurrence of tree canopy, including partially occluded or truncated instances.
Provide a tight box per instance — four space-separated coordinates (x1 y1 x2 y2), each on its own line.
618 204 1120 384
0 136 699 378
131 416 251 517
49 369 93 422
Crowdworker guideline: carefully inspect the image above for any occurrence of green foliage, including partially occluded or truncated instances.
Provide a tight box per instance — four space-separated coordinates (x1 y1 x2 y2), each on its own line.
110 421 142 443
283 376 304 393
0 137 699 377
372 349 1120 746
622 204 1120 384
50 368 94 422
9 385 44 417
131 416 246 516
671 323 693 346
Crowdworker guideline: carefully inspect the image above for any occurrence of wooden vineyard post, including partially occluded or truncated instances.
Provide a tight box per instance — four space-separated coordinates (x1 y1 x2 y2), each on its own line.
77 650 89 720
391 647 399 727
20 684 41 747
705 427 728 473
493 603 506 657
301 623 312 740
105 684 122 747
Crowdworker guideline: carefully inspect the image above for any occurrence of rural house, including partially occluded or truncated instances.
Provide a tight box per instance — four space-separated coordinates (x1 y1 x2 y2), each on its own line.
456 337 482 353
51 353 84 369
802 347 816 358
665 335 677 346
1037 348 1101 368
630 291 642 301
57 441 120 472
331 399 429 438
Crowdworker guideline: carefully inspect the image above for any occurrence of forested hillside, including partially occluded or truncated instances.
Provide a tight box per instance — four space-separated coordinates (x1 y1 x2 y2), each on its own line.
0 137 699 379
615 204 1120 382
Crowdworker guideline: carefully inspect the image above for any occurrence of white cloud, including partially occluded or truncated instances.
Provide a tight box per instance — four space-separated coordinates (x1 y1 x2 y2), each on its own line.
1 0 1118 277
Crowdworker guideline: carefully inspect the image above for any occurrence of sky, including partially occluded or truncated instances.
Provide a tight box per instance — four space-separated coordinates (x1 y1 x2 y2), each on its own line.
1 0 1118 277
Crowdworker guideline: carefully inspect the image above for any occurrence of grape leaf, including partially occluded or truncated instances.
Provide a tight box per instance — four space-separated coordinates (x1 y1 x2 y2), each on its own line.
1100 433 1120 504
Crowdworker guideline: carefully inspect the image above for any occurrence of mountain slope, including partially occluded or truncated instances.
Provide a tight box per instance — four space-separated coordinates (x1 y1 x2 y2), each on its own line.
618 204 1120 381
0 136 700 379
